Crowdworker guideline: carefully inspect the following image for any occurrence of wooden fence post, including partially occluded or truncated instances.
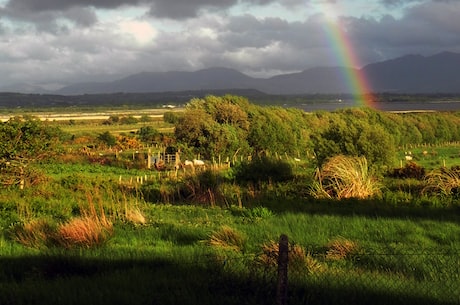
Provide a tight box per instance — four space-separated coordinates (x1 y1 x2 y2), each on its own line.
277 234 289 305
147 148 152 169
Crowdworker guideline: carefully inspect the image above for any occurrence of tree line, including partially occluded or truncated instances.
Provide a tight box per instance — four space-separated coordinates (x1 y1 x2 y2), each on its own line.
1 95 460 182
171 95 460 169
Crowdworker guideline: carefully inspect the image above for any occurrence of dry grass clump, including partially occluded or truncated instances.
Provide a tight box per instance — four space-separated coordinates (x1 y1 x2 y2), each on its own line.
258 240 323 274
10 197 113 249
311 155 381 199
208 225 246 252
124 206 146 225
56 215 112 249
56 198 113 249
325 237 359 260
10 218 55 248
422 167 460 197
110 192 147 226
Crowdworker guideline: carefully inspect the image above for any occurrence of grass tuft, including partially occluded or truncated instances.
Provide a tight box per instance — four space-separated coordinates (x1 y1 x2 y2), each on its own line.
56 215 112 249
55 195 113 248
10 218 56 249
422 167 460 198
208 225 246 252
311 155 381 199
258 240 323 274
325 237 359 260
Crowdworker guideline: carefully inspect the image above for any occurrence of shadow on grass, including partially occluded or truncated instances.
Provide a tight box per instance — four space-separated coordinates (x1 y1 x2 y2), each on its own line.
259 196 460 224
0 255 457 305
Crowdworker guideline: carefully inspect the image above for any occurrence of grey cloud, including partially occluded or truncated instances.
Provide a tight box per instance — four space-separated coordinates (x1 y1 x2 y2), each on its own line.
146 0 304 19
2 0 460 88
1 3 98 31
338 1 460 64
147 0 235 19
2 0 301 21
3 0 139 12
379 0 406 7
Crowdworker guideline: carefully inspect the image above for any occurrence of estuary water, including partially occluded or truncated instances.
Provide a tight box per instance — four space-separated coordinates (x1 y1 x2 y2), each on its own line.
298 100 460 112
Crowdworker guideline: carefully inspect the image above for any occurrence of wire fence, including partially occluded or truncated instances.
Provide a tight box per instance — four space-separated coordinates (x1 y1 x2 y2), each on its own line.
202 236 460 305
295 251 460 305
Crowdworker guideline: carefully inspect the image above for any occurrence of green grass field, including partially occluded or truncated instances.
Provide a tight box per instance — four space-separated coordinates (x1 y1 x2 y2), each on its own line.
0 157 459 305
397 144 460 170
0 108 459 305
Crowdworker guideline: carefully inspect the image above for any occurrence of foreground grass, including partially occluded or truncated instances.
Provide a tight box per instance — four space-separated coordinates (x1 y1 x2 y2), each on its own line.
0 201 459 305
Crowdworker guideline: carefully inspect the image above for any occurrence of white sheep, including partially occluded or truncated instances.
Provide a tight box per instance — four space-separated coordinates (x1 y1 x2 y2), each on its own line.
193 159 205 166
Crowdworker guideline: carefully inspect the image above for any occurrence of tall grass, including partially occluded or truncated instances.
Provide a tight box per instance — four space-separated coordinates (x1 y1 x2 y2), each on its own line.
311 155 382 199
422 167 460 197
10 194 113 249
56 194 113 248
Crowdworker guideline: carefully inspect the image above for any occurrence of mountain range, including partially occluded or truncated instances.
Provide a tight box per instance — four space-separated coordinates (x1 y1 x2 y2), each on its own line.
3 51 460 95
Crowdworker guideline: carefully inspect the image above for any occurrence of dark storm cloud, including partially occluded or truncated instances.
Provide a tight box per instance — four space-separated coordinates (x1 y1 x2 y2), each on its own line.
337 1 460 64
1 0 460 88
2 0 139 12
1 2 98 30
147 0 237 19
1 0 303 20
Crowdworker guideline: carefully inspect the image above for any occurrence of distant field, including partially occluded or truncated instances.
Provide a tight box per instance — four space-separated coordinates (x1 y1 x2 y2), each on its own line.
0 108 181 136
0 108 181 122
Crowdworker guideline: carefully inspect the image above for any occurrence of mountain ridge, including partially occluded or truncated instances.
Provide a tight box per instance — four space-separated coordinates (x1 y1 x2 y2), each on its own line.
3 52 460 95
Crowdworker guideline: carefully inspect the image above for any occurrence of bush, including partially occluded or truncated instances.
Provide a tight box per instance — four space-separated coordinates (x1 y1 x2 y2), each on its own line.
389 162 426 179
97 131 116 147
232 156 294 183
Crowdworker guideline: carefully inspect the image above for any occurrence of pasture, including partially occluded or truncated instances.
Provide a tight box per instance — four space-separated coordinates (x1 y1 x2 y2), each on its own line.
0 104 459 305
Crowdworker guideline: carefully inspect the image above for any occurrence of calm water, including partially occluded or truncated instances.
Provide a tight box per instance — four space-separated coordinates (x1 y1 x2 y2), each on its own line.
297 100 460 112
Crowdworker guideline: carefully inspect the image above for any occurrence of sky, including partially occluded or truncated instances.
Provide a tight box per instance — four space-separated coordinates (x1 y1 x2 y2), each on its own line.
0 0 460 90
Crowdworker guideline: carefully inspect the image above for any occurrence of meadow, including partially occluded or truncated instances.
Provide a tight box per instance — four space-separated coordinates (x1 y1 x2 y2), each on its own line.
0 99 459 305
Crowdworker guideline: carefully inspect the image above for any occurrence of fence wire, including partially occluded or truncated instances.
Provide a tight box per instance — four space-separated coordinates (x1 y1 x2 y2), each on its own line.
284 250 459 305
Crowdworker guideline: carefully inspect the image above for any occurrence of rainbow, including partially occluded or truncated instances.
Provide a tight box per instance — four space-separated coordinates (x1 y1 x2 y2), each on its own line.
320 17 376 108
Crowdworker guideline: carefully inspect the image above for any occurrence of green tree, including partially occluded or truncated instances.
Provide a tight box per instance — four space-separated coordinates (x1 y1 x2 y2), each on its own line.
138 126 160 144
0 117 62 187
163 111 181 124
120 116 138 124
97 131 117 147
175 96 252 159
311 110 396 169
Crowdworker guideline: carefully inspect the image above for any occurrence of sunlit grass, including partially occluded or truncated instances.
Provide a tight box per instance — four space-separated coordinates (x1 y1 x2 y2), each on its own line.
311 155 382 199
423 167 460 197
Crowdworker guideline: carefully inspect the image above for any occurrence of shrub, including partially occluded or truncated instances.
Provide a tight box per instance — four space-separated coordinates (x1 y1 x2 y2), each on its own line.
179 169 224 206
233 156 293 183
389 162 425 179
97 131 116 147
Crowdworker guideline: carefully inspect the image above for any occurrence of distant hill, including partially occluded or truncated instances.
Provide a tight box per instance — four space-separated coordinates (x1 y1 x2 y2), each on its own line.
53 51 460 95
0 89 269 108
57 67 259 95
364 51 460 93
57 66 364 95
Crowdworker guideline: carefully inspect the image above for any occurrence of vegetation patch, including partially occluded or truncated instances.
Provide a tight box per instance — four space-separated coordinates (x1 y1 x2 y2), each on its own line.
311 155 382 199
207 225 246 252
